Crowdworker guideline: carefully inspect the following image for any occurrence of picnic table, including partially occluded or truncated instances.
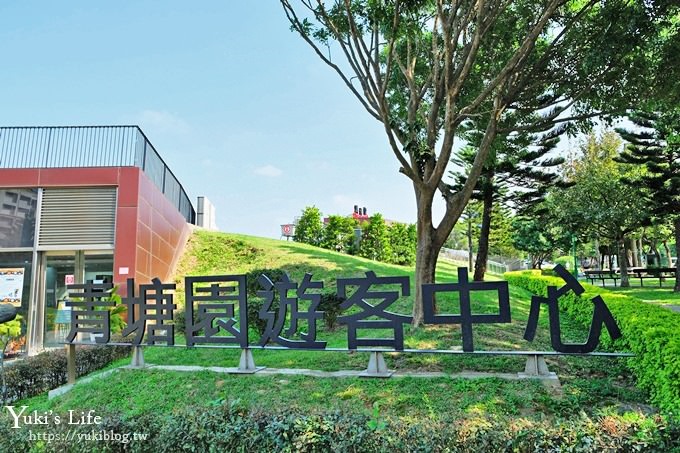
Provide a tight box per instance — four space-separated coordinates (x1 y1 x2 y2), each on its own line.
584 270 619 287
630 267 677 287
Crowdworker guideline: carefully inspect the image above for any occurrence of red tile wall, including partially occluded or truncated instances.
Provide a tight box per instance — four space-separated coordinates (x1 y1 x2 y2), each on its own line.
133 169 191 286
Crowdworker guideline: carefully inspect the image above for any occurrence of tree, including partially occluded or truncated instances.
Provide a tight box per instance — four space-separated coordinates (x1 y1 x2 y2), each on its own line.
488 203 518 259
281 0 669 325
294 206 324 246
320 214 357 253
359 214 392 262
616 109 680 290
388 222 416 265
452 121 566 280
641 222 674 267
511 216 563 269
554 131 649 286
461 201 482 272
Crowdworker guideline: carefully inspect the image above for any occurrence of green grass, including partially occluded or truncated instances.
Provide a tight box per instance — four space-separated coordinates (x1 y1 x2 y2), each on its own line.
15 231 661 424
22 370 552 421
606 284 680 307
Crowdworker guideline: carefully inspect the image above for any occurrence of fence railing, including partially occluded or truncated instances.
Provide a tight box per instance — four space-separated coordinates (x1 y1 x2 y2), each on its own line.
439 249 526 274
0 126 195 224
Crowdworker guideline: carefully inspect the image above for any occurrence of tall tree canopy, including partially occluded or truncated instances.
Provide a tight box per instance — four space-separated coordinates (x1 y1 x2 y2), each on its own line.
452 122 566 281
281 0 674 325
553 131 648 286
617 109 680 290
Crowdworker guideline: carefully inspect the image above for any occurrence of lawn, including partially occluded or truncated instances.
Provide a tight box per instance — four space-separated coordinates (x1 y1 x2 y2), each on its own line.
606 284 680 308
14 230 657 428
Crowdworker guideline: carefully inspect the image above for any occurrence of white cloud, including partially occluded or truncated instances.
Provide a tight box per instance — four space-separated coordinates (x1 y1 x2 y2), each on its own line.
254 164 283 177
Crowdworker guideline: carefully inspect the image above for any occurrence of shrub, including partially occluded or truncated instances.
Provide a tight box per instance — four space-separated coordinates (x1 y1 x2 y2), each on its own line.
318 292 345 330
3 338 131 403
245 268 287 335
0 404 678 452
173 309 186 336
505 269 680 418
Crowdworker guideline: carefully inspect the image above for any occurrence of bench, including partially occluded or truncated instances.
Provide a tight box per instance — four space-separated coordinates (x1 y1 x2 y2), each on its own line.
584 270 619 287
631 267 677 287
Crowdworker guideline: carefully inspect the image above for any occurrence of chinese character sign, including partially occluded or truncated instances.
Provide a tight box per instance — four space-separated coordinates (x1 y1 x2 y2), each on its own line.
257 273 326 349
66 281 114 344
337 271 411 350
422 267 511 352
185 275 248 348
66 266 622 354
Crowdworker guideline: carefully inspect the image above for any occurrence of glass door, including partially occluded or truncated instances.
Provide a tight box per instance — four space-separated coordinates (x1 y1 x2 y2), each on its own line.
43 254 76 348
40 251 114 349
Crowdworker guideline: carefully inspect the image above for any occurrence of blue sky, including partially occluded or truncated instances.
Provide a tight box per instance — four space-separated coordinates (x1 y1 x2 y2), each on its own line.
0 1 423 237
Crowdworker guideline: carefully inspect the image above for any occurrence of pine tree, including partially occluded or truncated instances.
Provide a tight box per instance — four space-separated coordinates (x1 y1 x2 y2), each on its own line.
616 109 680 291
453 121 567 280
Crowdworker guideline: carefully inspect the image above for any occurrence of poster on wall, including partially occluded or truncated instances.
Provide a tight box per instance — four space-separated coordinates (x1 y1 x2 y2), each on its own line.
0 268 25 306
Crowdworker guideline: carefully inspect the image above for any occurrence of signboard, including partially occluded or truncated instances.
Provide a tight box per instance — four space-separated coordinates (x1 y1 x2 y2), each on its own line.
0 268 24 306
63 265 623 354
65 274 75 285
281 224 295 238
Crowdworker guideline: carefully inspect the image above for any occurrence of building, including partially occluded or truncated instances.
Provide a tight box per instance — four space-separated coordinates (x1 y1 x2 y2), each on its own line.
0 126 195 356
196 196 218 231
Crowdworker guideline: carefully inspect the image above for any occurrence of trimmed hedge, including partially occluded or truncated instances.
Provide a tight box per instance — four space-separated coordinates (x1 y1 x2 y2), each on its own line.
505 270 680 418
4 341 131 403
1 404 679 452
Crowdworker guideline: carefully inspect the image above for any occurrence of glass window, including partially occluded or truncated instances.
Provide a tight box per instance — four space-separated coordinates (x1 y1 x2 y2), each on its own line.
0 188 38 248
0 252 32 358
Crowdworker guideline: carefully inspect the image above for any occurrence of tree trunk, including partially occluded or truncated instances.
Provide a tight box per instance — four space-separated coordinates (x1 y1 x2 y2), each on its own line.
413 224 439 327
674 218 680 292
629 238 639 268
652 246 661 267
618 238 630 287
625 238 634 267
473 190 493 281
662 240 672 267
412 190 446 327
638 238 644 266
467 218 473 272
595 238 601 270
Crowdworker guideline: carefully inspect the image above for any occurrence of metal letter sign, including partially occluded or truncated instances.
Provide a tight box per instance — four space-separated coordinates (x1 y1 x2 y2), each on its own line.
66 266 623 355
66 281 114 344
257 273 326 349
523 264 622 353
422 267 510 352
337 272 411 350
185 275 248 348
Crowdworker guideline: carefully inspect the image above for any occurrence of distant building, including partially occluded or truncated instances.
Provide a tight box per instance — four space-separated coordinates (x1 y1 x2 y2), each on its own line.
196 196 218 231
0 126 196 356
351 205 369 222
322 205 399 226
